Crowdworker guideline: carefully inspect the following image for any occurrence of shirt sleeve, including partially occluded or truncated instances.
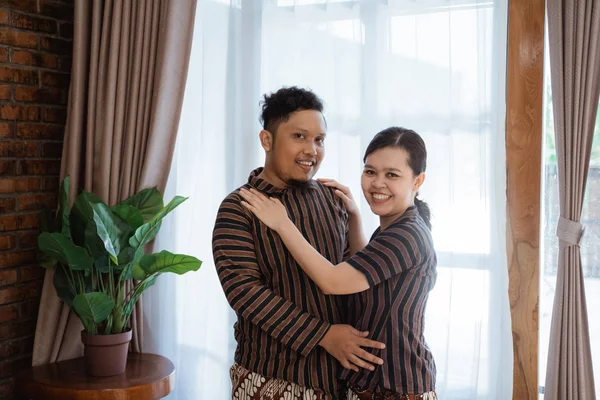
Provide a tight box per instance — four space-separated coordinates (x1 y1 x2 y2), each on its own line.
212 193 330 357
346 221 427 287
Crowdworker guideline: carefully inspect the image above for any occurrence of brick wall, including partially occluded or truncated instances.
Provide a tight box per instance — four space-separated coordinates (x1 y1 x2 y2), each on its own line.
0 0 73 398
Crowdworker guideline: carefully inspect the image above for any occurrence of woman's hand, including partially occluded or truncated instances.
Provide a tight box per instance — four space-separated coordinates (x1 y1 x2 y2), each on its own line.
239 188 289 232
318 178 359 216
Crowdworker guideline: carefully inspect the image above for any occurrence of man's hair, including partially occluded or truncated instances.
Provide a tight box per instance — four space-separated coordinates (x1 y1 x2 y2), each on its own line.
259 86 324 134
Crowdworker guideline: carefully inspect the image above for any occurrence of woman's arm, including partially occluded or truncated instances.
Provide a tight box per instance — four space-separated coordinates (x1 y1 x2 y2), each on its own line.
239 188 369 294
277 218 370 294
318 178 367 255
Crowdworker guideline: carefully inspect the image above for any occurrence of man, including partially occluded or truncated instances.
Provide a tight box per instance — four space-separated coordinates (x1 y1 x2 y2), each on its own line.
213 87 385 400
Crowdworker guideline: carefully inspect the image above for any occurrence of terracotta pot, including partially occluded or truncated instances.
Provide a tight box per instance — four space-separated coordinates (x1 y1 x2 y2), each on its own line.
81 329 132 377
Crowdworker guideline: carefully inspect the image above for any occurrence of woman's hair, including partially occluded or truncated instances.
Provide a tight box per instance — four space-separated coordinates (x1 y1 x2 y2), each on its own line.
364 127 431 230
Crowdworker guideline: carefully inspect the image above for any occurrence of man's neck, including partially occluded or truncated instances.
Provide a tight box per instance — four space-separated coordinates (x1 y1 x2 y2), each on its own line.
258 166 288 189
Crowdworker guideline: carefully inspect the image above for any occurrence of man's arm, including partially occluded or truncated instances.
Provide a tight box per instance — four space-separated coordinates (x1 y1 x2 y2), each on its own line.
213 195 329 356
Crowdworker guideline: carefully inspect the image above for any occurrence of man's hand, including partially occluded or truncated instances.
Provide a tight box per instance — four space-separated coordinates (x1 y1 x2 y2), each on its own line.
319 324 385 372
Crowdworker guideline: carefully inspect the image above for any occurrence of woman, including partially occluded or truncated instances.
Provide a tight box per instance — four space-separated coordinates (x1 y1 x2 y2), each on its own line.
240 127 437 400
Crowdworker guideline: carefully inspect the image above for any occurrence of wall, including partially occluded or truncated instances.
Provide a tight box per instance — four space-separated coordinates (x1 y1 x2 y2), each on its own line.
0 0 73 398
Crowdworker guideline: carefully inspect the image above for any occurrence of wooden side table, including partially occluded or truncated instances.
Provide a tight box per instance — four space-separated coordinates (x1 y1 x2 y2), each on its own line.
16 353 175 400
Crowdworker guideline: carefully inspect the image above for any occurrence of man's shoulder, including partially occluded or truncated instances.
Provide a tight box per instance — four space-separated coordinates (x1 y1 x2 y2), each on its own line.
310 180 339 203
215 185 253 219
219 184 250 208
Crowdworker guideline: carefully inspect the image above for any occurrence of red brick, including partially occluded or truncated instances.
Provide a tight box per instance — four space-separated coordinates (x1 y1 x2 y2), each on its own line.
0 305 18 324
0 252 36 268
18 193 57 211
0 160 17 175
0 123 11 138
41 71 70 87
17 231 38 249
19 299 39 319
18 160 60 175
0 357 33 380
0 214 39 232
43 107 66 123
0 270 17 286
0 337 33 360
11 12 57 34
0 142 38 157
40 0 74 21
0 378 15 398
0 105 40 121
0 282 40 304
0 28 37 49
1 0 38 14
59 55 72 72
40 36 71 55
19 266 44 282
0 197 16 213
0 10 9 26
15 86 65 104
0 85 10 100
0 46 7 62
41 177 59 191
17 123 63 140
41 142 62 157
12 50 59 69
0 178 40 194
59 22 73 39
0 66 38 85
0 234 16 251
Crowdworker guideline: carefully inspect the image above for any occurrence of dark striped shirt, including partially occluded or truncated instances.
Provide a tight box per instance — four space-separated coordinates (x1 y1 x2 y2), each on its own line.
342 205 437 394
213 168 350 397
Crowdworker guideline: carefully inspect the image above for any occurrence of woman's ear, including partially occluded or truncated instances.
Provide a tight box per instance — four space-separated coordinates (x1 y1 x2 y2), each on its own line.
413 172 425 191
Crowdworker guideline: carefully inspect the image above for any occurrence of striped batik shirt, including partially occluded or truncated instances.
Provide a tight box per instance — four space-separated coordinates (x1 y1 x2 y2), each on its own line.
213 168 350 398
342 205 437 394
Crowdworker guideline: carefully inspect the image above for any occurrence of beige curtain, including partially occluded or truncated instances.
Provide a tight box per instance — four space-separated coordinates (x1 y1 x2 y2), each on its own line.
32 0 197 365
545 0 600 398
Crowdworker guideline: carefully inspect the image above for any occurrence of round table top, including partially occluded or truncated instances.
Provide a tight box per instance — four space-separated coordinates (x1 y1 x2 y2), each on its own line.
16 353 175 400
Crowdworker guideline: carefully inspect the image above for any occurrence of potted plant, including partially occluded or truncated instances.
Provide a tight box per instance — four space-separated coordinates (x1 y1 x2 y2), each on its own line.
37 176 201 377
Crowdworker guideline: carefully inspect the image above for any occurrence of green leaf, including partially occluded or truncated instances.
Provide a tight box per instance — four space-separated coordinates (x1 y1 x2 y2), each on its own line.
122 275 158 323
40 209 57 234
38 232 93 271
73 292 114 331
85 223 107 260
38 250 57 269
53 264 75 307
57 176 70 237
70 192 104 247
129 196 187 254
111 205 144 231
90 203 129 265
135 250 202 280
119 188 164 223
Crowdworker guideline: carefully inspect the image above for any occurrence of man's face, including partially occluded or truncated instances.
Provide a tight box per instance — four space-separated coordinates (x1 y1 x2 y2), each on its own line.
263 110 326 185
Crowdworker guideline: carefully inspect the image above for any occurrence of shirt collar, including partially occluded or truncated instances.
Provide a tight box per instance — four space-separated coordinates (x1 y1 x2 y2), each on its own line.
246 167 318 195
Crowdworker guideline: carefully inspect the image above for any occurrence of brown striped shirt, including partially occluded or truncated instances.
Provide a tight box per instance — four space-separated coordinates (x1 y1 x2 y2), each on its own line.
213 168 350 397
342 205 437 394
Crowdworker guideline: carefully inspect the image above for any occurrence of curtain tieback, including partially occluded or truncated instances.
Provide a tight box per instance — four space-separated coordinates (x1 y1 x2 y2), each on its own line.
556 216 585 247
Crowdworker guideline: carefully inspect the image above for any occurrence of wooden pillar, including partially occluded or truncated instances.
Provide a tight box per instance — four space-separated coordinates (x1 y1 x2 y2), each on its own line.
505 0 546 398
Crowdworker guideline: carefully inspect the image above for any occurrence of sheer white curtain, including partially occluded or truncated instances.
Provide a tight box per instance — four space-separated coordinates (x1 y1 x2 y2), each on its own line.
144 0 512 399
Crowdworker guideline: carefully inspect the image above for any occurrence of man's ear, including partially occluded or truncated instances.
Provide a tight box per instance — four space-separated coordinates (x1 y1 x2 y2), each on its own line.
259 129 274 152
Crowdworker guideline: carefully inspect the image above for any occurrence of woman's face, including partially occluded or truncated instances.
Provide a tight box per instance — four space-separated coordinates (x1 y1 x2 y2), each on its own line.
361 147 424 225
